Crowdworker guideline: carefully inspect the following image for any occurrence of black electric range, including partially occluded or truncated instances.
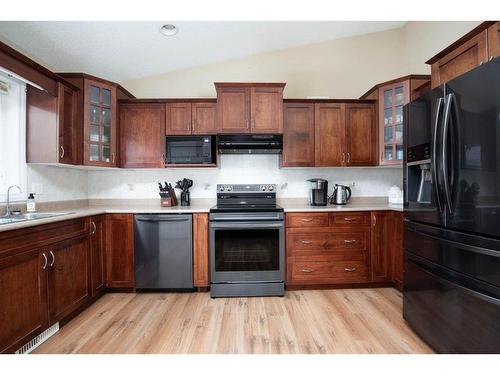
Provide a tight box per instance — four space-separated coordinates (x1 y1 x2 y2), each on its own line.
209 184 285 298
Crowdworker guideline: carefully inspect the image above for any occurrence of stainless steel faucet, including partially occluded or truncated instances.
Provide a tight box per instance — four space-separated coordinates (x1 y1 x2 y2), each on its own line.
3 185 21 217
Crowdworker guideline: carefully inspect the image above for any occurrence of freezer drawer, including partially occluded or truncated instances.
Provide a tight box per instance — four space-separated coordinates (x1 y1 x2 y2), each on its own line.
403 253 500 353
134 214 193 290
404 220 500 288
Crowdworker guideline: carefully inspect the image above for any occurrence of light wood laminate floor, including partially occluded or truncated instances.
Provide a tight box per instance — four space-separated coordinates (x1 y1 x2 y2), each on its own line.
34 288 432 354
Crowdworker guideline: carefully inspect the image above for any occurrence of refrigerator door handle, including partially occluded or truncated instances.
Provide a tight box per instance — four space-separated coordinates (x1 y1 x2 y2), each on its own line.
442 93 455 214
432 97 444 212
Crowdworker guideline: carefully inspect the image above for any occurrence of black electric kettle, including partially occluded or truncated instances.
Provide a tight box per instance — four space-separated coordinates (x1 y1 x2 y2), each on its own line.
330 184 352 205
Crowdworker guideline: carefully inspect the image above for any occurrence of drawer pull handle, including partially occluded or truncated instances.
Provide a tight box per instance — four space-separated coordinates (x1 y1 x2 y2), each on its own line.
300 268 314 273
343 218 355 221
41 253 48 270
301 218 313 222
301 240 313 244
344 239 356 244
344 267 357 272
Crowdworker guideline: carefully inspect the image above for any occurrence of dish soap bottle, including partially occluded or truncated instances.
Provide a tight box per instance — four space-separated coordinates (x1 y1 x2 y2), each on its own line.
27 193 36 212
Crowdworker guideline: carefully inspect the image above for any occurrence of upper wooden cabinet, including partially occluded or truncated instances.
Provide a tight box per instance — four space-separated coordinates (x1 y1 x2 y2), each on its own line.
426 22 499 88
58 73 135 167
345 103 376 166
488 22 500 59
120 103 165 168
165 101 217 135
281 102 315 167
215 83 285 134
360 75 430 165
282 100 375 167
314 101 376 167
27 82 80 165
314 103 345 166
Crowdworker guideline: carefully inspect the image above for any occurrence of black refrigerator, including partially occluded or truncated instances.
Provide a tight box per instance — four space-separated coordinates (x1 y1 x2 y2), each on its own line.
403 57 500 353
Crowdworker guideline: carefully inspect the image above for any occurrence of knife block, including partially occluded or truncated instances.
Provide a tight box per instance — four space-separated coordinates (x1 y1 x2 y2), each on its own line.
161 197 176 207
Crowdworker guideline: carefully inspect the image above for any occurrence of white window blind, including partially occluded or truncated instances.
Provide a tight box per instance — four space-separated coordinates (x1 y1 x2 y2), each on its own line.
0 72 27 202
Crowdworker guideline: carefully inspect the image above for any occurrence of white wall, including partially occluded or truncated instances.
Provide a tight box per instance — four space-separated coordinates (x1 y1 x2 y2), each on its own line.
87 155 402 199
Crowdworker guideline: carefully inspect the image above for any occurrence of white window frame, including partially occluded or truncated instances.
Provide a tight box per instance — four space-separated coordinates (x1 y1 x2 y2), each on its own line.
0 72 27 203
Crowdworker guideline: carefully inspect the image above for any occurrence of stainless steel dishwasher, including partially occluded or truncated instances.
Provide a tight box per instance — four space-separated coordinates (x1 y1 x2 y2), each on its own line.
134 214 194 291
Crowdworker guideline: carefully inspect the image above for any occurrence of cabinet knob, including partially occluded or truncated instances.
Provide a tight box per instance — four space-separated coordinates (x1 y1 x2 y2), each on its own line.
301 218 313 222
59 145 65 159
41 253 48 270
300 269 314 273
344 239 356 244
344 267 357 272
301 240 313 244
91 221 97 235
342 152 346 163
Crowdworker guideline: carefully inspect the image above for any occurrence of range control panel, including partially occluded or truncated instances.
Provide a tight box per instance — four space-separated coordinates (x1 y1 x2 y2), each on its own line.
217 184 276 193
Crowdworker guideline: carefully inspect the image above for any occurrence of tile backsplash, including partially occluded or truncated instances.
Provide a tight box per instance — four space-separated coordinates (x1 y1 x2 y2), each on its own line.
87 155 403 200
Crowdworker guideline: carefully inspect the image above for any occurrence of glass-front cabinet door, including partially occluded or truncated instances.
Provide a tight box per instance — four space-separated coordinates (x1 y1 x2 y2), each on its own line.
84 79 117 166
379 81 409 165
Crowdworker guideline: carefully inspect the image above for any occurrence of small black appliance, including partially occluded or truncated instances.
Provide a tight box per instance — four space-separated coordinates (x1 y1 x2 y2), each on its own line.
307 178 328 206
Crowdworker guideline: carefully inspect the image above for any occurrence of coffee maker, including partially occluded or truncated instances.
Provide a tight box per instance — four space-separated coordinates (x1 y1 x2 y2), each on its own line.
307 179 328 206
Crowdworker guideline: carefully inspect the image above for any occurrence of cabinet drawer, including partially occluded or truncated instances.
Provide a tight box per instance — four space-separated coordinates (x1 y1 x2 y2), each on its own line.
286 213 329 228
287 230 369 258
290 260 368 284
329 212 371 226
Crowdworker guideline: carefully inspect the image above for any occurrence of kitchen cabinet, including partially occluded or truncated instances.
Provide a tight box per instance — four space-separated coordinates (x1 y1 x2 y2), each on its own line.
286 212 371 286
425 22 500 89
345 103 376 166
215 83 285 134
314 101 376 167
370 211 391 282
390 211 404 291
360 75 430 165
120 103 165 168
165 101 218 135
193 213 209 288
106 214 135 289
47 235 90 324
58 73 135 167
26 82 80 165
0 217 90 353
281 102 315 167
90 215 106 296
488 22 500 59
0 248 48 353
314 103 345 166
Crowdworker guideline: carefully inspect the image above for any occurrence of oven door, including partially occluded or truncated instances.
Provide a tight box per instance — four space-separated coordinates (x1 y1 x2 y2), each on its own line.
210 220 284 283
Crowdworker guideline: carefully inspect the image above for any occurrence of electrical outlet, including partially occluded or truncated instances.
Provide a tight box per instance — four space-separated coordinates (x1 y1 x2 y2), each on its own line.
31 183 43 195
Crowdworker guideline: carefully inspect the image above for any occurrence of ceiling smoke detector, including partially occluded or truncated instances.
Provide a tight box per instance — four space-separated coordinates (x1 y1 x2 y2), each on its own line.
159 24 178 37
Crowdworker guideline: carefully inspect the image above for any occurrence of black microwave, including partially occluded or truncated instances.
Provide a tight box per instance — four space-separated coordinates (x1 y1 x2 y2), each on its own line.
166 135 216 165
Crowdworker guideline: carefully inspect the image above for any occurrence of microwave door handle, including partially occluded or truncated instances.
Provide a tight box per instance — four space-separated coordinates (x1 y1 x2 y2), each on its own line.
442 94 454 214
432 97 444 212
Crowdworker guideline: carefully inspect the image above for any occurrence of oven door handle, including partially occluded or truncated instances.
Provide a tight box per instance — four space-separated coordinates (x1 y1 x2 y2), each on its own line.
210 222 284 229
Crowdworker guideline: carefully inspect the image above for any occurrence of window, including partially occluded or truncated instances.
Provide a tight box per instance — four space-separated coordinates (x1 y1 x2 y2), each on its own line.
0 72 26 202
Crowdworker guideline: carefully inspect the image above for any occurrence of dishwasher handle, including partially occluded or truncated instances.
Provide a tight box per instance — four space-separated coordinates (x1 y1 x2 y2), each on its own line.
135 215 191 222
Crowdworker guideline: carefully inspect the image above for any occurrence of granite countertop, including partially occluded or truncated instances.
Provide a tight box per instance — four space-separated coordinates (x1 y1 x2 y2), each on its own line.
0 197 402 233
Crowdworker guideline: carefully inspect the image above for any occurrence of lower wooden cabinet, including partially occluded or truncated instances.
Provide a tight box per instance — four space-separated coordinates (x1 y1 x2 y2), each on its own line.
106 214 135 289
370 211 391 282
193 213 209 287
286 211 403 288
47 235 90 324
0 248 48 353
390 211 404 291
90 215 106 295
286 212 371 286
0 218 92 353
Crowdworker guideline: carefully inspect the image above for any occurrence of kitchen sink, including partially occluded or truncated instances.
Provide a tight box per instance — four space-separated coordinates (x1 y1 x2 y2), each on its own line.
0 212 74 225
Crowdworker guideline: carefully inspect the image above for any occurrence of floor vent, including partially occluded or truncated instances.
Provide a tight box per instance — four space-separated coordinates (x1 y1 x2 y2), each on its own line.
15 323 59 354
